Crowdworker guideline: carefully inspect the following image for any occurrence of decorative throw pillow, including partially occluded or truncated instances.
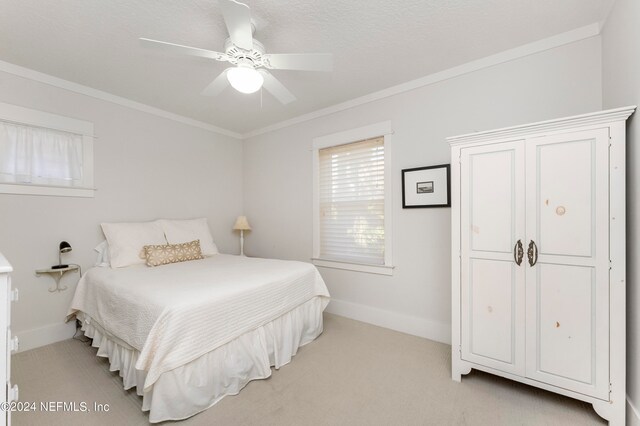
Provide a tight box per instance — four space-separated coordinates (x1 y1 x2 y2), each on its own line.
143 240 204 267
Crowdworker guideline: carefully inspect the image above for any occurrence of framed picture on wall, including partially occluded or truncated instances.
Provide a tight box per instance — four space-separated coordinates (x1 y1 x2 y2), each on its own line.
402 164 451 208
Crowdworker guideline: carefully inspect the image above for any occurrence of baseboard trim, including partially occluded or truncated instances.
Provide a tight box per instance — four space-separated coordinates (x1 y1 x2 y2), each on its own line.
15 321 76 352
325 298 451 344
17 302 451 353
628 396 640 426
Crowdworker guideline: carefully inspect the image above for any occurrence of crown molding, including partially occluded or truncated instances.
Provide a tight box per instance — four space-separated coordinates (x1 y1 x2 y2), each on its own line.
242 23 601 140
0 21 602 142
0 59 242 140
447 106 636 146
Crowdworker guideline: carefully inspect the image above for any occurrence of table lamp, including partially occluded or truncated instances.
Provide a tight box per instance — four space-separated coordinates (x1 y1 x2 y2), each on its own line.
233 216 251 256
51 241 72 269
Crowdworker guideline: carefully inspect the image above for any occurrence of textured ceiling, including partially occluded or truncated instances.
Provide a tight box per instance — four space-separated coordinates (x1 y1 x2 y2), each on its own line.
0 0 611 134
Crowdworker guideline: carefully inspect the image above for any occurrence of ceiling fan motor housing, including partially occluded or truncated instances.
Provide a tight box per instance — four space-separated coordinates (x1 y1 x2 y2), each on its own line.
224 38 265 68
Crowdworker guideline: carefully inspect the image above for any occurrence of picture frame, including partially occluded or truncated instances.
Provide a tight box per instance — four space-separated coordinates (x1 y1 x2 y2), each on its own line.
402 164 451 208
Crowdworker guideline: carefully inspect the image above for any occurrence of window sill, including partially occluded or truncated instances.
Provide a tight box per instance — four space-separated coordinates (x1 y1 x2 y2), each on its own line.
0 183 95 198
311 258 394 276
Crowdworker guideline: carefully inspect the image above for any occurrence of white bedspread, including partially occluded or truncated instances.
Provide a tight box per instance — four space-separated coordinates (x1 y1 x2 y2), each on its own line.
68 255 330 390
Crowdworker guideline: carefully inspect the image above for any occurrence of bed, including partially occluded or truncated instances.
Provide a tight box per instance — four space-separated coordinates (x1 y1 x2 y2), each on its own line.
67 253 330 423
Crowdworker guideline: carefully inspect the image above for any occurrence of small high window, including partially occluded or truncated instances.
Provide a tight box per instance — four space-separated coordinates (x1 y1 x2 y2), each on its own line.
0 102 94 197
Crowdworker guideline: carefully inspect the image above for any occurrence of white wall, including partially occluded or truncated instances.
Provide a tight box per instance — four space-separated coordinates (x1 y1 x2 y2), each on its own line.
601 0 640 421
243 37 603 342
0 70 243 351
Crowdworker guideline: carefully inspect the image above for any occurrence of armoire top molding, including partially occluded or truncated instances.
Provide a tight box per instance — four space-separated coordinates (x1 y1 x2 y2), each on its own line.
447 106 636 146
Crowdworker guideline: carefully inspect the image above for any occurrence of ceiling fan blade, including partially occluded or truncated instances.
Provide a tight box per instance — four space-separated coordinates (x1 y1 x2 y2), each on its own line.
258 70 296 105
218 0 254 51
140 38 227 61
263 53 333 72
202 69 230 96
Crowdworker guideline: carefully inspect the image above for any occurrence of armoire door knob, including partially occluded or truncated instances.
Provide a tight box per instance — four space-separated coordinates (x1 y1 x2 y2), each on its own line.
513 240 524 266
527 240 538 266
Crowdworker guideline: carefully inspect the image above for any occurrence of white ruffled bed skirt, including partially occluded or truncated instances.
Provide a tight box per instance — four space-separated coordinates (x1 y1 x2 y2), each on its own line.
77 296 328 423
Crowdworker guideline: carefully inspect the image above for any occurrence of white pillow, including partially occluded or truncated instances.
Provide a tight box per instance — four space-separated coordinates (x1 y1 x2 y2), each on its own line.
94 240 111 267
159 218 218 256
101 221 167 268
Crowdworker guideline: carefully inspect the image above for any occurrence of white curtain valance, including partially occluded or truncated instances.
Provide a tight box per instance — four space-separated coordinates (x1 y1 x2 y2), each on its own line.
0 121 83 185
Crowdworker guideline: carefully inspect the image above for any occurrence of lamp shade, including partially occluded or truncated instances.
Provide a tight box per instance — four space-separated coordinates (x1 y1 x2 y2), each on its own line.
59 241 72 253
233 216 251 231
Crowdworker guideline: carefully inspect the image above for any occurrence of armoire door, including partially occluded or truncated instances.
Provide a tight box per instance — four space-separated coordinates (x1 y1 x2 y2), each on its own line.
460 141 526 375
524 128 610 399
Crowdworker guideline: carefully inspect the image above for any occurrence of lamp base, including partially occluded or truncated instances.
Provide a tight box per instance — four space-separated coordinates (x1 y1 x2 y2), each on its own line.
51 264 69 270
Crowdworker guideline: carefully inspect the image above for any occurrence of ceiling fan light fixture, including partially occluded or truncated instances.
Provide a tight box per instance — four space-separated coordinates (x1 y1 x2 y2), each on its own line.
227 65 264 94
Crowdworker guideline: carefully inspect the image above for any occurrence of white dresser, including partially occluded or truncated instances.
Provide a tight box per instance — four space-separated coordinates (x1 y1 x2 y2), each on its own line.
448 107 635 425
0 253 18 426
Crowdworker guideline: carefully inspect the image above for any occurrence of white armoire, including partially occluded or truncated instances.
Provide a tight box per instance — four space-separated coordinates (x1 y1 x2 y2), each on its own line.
448 106 635 425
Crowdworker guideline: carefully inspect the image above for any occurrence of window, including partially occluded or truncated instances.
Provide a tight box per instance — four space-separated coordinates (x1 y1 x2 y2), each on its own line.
0 101 94 197
312 121 393 275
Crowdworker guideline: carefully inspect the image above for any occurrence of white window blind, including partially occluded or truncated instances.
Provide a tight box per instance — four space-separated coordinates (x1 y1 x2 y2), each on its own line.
319 136 385 265
0 121 84 187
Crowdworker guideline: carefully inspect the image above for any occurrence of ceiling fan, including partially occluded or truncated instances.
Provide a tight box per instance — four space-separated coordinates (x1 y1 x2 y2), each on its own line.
140 0 332 105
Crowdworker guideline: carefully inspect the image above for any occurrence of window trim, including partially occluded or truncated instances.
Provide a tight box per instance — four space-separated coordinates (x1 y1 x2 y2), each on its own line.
0 101 95 198
312 121 394 275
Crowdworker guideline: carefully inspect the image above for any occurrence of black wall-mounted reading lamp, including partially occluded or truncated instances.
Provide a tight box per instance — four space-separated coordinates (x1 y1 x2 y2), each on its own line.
51 241 72 270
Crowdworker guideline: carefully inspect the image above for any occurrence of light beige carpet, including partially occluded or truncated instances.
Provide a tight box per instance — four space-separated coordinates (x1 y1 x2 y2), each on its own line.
12 314 605 425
